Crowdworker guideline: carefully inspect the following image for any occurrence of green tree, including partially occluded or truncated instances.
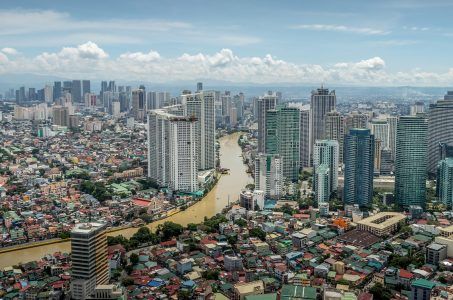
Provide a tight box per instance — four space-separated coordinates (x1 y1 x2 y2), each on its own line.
129 253 139 265
249 227 266 241
157 221 183 241
186 223 198 231
234 219 247 227
121 276 134 286
369 283 392 300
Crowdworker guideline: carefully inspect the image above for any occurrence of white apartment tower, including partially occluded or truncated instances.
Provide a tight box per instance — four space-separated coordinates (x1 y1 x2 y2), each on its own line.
254 153 283 199
147 106 198 192
182 91 216 170
313 140 339 202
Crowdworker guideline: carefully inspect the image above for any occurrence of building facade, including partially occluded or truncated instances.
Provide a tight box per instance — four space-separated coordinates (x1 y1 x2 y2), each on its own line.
313 139 339 202
437 158 453 209
257 92 278 153
254 153 283 199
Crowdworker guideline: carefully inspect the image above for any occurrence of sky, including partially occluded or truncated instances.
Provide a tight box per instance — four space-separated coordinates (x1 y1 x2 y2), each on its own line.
1 0 453 86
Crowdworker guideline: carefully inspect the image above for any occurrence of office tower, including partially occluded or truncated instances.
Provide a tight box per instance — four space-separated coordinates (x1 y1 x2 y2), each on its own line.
324 111 345 163
71 80 82 103
257 92 278 153
28 88 36 101
16 87 25 104
427 96 453 174
44 84 53 103
445 91 453 100
85 93 98 111
221 91 232 125
254 153 283 198
265 106 300 181
147 106 198 192
53 81 62 101
182 91 216 170
387 116 398 160
345 111 368 132
370 119 389 148
374 139 382 175
70 222 108 300
147 91 157 110
313 140 339 203
310 86 336 158
131 89 146 121
82 80 90 96
112 101 121 117
380 148 393 175
437 158 453 209
300 109 310 168
100 81 108 96
52 106 69 126
410 101 425 115
395 116 428 209
108 81 116 92
343 129 375 209
197 82 203 92
230 107 238 126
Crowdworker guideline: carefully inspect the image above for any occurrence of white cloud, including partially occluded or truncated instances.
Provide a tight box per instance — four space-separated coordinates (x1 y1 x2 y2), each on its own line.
1 48 18 55
1 42 453 86
291 24 389 35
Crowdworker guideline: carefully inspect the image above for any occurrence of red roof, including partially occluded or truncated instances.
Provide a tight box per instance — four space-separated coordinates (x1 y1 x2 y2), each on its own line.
399 269 414 279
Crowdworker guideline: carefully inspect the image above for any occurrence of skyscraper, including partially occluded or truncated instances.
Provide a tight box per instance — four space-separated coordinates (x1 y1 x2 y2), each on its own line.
370 119 389 148
437 158 453 209
182 90 216 170
254 153 283 199
71 80 82 103
197 82 203 92
324 111 344 163
345 111 368 132
395 116 428 209
343 129 375 209
131 89 146 121
44 85 53 103
387 116 398 160
427 95 453 175
265 106 300 181
70 222 108 299
53 81 62 101
82 80 90 97
147 106 198 192
300 110 311 168
313 140 339 203
310 86 336 160
257 92 278 153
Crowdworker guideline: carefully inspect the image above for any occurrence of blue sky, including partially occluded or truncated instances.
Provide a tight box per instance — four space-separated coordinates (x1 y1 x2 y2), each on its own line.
1 0 453 85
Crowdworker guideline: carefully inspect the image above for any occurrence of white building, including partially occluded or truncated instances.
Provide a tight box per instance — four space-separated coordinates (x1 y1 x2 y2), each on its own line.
44 84 53 103
148 106 198 192
255 153 283 199
313 140 339 201
182 91 216 170
370 119 389 148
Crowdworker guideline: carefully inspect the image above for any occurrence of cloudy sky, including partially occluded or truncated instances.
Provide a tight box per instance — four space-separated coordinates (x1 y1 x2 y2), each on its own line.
1 0 453 85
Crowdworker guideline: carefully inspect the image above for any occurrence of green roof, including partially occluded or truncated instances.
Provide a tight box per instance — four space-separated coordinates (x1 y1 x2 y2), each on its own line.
280 285 316 300
412 279 436 289
245 294 278 300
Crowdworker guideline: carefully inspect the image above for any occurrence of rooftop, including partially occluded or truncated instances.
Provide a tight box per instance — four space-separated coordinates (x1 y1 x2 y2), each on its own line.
357 212 406 229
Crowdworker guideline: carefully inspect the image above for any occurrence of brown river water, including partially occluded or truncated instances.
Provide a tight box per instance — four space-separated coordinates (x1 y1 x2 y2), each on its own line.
0 132 252 268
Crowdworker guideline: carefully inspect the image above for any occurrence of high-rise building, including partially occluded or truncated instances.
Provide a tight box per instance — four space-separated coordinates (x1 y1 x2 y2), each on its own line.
395 116 428 209
300 110 310 168
71 80 82 103
310 86 336 160
257 92 278 153
370 119 389 148
343 129 375 209
313 140 339 203
265 106 300 181
28 88 36 101
410 101 425 116
437 158 453 209
254 153 283 199
82 80 91 97
108 81 116 92
147 106 198 192
52 106 69 126
70 222 108 300
387 116 398 160
131 89 146 121
182 91 216 170
53 81 62 101
324 111 344 163
374 139 382 175
345 111 368 132
439 143 453 161
44 84 53 103
197 82 203 92
380 148 393 175
427 96 453 174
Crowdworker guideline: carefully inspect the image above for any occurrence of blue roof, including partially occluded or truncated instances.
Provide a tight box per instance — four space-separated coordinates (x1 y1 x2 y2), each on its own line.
147 278 165 287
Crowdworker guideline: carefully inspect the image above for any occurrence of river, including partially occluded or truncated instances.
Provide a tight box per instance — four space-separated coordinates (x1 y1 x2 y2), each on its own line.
0 132 252 268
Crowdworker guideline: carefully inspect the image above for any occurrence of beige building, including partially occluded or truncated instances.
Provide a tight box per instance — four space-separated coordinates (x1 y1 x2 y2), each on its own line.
356 212 406 236
233 280 264 300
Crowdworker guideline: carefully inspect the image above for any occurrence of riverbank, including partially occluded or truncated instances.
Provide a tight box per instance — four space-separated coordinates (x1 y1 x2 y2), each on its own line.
0 132 252 268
